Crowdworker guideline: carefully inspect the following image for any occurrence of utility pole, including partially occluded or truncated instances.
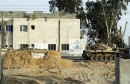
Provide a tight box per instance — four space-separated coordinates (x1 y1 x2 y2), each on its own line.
1 17 6 49
58 19 61 51
0 53 3 84
0 18 9 84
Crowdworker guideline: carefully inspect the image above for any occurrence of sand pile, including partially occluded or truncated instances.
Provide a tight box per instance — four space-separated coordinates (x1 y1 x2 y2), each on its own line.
3 50 37 69
38 50 72 69
3 50 72 69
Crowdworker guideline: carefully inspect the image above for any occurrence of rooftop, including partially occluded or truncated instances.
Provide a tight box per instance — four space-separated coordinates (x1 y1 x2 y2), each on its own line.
0 11 76 19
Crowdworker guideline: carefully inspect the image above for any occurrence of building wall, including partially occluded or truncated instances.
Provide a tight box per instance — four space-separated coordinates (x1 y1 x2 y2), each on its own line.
128 36 130 54
13 18 82 50
0 18 13 49
0 18 2 48
0 17 85 56
128 36 130 47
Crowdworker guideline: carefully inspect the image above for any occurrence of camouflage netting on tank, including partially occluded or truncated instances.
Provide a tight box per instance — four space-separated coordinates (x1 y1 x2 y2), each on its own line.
91 43 112 51
3 50 72 69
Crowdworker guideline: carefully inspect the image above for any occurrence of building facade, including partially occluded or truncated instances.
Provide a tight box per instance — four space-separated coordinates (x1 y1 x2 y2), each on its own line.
128 36 130 54
0 11 85 56
128 36 130 47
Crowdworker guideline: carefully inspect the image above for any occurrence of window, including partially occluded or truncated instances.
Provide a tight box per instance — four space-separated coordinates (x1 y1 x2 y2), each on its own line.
20 44 28 49
6 25 13 32
31 44 34 48
0 25 1 31
48 44 56 50
62 44 69 50
10 45 12 47
20 25 28 32
31 25 35 30
5 45 7 47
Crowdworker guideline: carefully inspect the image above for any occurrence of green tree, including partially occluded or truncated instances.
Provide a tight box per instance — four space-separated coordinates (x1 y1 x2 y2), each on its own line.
48 0 129 47
85 0 129 47
49 0 82 13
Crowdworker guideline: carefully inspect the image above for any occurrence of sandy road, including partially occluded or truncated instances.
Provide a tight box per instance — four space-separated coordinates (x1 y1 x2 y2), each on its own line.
2 60 115 84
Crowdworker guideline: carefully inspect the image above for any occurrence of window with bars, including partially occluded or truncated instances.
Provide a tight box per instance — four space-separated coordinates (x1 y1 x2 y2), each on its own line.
20 44 28 49
48 44 56 50
62 44 69 50
20 25 28 32
6 25 13 32
0 25 1 31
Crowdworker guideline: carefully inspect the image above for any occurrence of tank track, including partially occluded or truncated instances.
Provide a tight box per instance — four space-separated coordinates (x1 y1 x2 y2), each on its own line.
82 50 123 61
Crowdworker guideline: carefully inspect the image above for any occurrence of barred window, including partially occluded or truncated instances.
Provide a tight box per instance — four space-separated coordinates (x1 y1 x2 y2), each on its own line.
20 25 28 32
0 25 1 31
20 44 28 49
62 44 69 50
48 44 56 50
6 25 13 32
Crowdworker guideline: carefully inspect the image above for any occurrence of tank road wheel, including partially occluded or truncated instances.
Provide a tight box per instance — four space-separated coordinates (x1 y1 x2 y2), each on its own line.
82 53 89 60
82 51 91 60
83 55 89 60
105 56 109 61
113 56 116 60
110 56 114 60
95 56 100 60
100 56 105 61
90 56 95 60
118 53 123 58
86 51 91 57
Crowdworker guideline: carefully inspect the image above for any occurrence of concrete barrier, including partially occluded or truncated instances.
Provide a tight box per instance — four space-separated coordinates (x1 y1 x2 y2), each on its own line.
116 59 130 84
0 54 3 83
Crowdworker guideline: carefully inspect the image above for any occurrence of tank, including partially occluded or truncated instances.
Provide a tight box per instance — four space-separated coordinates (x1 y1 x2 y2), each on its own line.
82 43 124 60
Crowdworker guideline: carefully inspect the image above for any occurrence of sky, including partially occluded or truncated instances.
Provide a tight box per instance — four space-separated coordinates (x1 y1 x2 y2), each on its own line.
0 0 50 12
0 0 129 45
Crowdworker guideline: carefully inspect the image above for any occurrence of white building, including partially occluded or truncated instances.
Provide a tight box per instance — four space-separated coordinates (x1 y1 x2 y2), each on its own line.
128 36 130 47
127 36 130 54
0 11 85 56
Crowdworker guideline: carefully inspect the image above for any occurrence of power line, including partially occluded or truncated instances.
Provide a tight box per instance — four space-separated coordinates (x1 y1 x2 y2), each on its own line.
0 8 49 9
0 5 49 6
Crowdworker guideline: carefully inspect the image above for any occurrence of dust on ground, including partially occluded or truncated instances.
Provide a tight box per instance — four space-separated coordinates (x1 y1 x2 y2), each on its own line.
2 50 115 84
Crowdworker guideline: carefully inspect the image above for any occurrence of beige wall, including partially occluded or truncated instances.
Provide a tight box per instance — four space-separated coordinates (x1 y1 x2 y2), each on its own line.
60 19 80 43
13 18 81 51
0 18 85 56
0 18 13 49
128 36 130 47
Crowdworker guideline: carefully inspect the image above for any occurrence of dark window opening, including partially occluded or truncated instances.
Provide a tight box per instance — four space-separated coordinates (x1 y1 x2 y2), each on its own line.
5 45 7 47
20 44 28 49
31 25 35 30
0 25 1 31
10 45 12 47
20 25 28 32
62 44 69 50
31 44 34 48
48 44 56 50
6 25 13 32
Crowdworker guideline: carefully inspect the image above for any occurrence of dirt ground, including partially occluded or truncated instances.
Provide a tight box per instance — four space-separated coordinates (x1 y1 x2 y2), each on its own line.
2 50 115 84
2 61 115 84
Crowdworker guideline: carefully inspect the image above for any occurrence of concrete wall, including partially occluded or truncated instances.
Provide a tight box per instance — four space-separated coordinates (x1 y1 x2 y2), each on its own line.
0 17 85 56
13 18 59 49
0 18 13 49
116 59 130 84
128 36 130 54
13 18 83 52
